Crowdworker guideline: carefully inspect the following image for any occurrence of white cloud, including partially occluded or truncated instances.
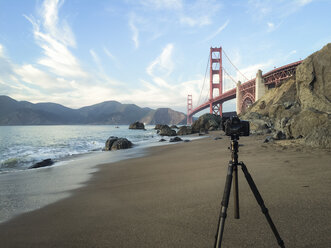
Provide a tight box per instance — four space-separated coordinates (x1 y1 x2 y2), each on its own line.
296 0 314 6
89 49 102 69
129 13 139 49
0 44 4 56
104 47 116 61
140 0 183 10
14 64 71 91
146 43 174 77
180 15 211 27
203 20 229 42
267 22 275 32
24 0 87 79
247 0 316 23
179 0 222 28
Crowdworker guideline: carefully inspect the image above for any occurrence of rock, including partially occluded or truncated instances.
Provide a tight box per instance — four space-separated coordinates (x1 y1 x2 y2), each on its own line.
155 124 165 130
105 136 118 151
200 128 209 134
295 43 331 113
159 125 176 136
184 139 190 142
283 102 293 109
273 131 286 140
191 113 221 133
177 126 192 135
263 136 274 143
129 121 145 130
169 137 182 142
111 138 132 150
170 125 178 129
159 138 166 142
105 136 132 151
280 117 290 128
214 136 222 140
29 158 54 169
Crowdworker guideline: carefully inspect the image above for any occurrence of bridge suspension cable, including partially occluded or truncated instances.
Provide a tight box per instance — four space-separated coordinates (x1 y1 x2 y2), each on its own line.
222 49 249 82
223 67 238 85
197 53 210 108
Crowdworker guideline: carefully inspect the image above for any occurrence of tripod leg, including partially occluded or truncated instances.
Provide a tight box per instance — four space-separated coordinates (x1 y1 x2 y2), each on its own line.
214 161 234 248
240 162 285 248
233 164 240 219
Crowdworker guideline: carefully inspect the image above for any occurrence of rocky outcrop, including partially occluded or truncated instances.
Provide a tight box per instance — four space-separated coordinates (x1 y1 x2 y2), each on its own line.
191 113 223 133
177 126 193 135
129 121 145 130
29 158 54 169
105 136 132 151
241 43 331 149
158 125 177 136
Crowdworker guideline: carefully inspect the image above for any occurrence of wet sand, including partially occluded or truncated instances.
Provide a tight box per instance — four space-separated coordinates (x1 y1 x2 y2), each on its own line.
0 132 330 248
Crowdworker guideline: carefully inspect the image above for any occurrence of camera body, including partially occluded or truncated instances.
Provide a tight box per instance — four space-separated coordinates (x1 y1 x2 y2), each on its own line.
223 116 250 136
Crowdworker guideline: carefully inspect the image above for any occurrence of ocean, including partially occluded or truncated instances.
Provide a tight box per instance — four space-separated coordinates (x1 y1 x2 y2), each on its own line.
0 125 162 172
0 125 196 224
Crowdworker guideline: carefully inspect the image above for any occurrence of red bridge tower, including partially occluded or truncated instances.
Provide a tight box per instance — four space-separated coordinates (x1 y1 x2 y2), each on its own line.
209 47 223 116
187 94 193 124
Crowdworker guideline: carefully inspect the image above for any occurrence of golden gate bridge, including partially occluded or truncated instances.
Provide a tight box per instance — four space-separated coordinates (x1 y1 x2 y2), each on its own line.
187 46 302 124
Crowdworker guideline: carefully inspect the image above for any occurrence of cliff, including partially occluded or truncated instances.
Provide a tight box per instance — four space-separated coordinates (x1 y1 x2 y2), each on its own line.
241 43 331 149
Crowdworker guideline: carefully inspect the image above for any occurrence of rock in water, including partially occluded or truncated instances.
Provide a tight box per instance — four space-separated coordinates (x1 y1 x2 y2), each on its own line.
105 137 132 151
129 121 145 130
111 138 132 150
29 159 54 169
105 136 119 151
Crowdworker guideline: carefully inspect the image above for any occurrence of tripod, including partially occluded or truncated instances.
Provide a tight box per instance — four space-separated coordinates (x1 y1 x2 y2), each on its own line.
214 134 285 248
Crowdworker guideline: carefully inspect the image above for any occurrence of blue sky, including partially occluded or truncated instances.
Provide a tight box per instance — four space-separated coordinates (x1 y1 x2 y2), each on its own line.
0 0 330 113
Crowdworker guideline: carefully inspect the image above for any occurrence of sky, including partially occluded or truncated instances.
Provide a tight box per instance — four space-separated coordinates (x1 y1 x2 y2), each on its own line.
0 0 330 114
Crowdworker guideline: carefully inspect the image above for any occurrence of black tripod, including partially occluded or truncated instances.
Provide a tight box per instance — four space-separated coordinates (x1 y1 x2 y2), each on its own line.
214 135 285 248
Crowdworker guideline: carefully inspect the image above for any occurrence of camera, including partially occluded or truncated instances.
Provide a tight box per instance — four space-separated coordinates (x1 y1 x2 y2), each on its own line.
223 116 250 136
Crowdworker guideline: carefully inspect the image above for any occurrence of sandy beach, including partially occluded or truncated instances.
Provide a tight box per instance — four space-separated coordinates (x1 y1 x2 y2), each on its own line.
0 132 330 248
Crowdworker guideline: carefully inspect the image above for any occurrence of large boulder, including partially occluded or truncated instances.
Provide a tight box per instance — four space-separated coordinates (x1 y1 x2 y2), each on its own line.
105 136 132 151
129 121 145 130
177 126 193 135
191 113 222 133
159 125 176 136
111 138 133 150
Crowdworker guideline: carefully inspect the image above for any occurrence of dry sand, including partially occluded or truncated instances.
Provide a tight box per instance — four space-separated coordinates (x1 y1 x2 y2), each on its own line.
0 132 330 248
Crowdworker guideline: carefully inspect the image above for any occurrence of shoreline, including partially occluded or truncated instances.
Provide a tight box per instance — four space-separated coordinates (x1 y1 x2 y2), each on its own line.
0 133 203 224
0 132 330 247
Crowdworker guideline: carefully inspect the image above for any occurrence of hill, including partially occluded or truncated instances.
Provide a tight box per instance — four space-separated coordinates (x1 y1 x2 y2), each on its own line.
241 43 331 149
0 96 187 125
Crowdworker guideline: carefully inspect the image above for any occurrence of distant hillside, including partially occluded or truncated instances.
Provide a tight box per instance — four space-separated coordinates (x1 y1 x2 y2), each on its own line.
141 108 186 125
0 96 187 125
